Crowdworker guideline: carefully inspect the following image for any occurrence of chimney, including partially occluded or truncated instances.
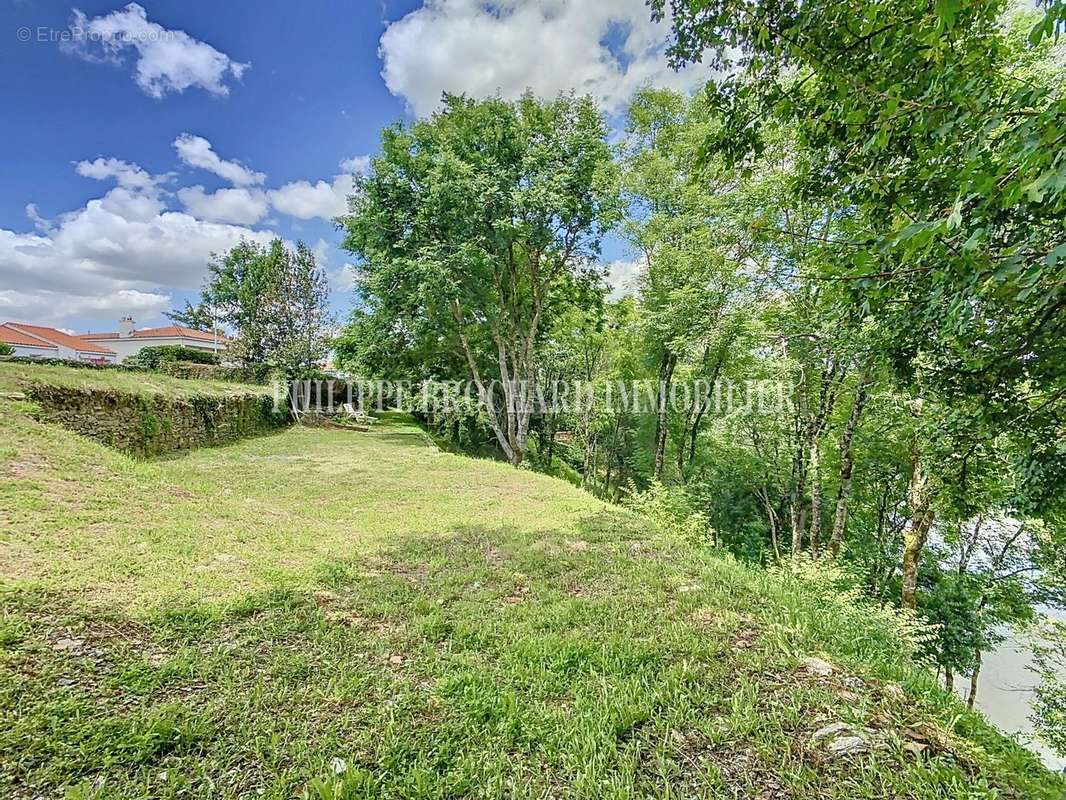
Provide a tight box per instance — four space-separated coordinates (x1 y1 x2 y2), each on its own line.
119 316 135 339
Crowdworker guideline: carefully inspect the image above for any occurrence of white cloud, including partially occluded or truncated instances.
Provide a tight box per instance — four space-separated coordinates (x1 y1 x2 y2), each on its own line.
2 158 274 327
177 186 269 224
378 0 707 116
4 134 364 325
0 288 171 327
173 133 265 186
604 258 642 299
62 3 249 99
75 156 169 191
339 155 371 174
25 204 53 234
330 263 360 292
268 174 354 220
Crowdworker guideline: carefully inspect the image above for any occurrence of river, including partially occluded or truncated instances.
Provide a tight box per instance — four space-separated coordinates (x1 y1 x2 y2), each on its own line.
950 607 1066 772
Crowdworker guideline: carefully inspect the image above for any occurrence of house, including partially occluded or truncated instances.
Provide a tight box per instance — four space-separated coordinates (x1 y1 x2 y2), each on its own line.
0 322 117 364
81 317 226 363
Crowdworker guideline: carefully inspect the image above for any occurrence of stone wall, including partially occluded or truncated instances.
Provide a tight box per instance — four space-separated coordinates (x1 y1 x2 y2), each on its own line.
27 384 290 456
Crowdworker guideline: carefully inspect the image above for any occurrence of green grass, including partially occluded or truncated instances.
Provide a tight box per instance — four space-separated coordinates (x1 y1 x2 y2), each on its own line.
0 379 1061 799
0 360 267 399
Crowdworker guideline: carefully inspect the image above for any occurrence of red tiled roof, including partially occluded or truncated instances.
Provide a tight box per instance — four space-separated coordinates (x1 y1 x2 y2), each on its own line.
83 325 226 344
6 323 116 355
0 323 58 349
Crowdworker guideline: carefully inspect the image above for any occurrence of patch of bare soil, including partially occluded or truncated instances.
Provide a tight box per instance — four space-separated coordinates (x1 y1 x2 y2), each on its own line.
368 554 430 585
312 589 405 637
3 457 47 479
707 743 795 800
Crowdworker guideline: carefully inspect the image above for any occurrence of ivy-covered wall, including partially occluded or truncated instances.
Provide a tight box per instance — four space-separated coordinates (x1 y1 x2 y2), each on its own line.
27 384 289 456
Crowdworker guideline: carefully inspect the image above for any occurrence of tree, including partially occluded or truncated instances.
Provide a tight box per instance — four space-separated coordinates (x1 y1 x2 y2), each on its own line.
0 342 13 357
165 300 215 332
265 242 332 376
620 89 764 483
651 0 1066 516
190 238 332 376
340 93 619 466
1033 619 1066 758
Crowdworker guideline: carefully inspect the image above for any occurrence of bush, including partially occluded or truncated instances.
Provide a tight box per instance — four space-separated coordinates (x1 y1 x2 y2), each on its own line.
0 343 13 357
0 355 126 371
624 482 713 544
160 361 228 381
125 345 220 370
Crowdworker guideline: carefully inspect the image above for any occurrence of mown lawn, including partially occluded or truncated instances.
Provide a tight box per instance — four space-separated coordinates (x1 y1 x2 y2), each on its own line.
0 390 1061 799
0 361 266 400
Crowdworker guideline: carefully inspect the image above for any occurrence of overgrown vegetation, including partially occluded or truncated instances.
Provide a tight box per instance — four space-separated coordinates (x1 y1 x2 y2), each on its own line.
335 2 1066 747
175 237 333 379
124 345 220 370
0 391 1061 798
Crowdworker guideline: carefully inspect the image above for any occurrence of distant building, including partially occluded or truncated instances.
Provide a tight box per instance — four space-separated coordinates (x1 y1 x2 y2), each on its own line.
81 317 227 363
0 322 117 364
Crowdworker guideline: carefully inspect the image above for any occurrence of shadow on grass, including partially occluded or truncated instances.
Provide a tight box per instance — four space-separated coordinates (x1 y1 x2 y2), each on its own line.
1 516 1061 800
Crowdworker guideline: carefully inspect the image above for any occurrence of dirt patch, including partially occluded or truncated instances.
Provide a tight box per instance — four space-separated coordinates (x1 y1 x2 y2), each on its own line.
4 457 48 479
707 743 794 800
370 554 430 585
482 544 506 568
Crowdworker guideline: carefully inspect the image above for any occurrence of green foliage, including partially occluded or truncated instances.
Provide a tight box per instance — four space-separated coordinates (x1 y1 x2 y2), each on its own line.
624 481 711 544
339 92 619 465
124 345 220 370
770 555 937 664
190 238 332 377
0 342 13 357
1032 620 1066 757
652 0 1066 514
165 300 215 332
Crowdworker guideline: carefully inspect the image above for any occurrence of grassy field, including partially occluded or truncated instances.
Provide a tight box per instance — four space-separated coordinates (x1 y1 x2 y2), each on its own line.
0 361 266 399
0 374 1061 799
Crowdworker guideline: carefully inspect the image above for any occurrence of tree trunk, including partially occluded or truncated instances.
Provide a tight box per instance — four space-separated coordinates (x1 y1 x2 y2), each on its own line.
806 360 846 556
968 649 982 708
653 352 677 481
758 487 781 560
808 438 824 556
901 448 934 611
789 423 808 556
944 666 954 693
829 378 870 556
788 369 812 556
679 344 730 477
602 412 623 492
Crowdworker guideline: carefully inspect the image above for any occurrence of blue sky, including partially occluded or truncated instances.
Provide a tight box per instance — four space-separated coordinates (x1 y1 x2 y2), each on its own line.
1 0 703 333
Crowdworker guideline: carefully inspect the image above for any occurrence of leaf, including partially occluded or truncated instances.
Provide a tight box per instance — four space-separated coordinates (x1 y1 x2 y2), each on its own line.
935 0 959 29
1022 170 1054 204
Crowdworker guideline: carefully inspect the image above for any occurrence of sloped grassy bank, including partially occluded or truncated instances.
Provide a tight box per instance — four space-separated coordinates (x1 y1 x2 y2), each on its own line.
0 391 1060 798
0 362 288 456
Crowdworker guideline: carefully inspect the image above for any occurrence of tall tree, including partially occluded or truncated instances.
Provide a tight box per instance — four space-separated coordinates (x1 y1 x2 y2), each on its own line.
620 89 756 482
652 0 1066 516
165 300 215 333
266 242 332 376
191 238 332 376
340 93 619 466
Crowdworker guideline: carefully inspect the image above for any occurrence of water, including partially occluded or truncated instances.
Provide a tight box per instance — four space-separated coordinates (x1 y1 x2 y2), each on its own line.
951 608 1066 772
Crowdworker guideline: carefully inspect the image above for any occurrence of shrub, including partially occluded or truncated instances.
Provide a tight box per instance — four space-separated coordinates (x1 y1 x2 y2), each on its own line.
624 482 712 544
125 345 220 370
0 342 13 357
0 356 125 371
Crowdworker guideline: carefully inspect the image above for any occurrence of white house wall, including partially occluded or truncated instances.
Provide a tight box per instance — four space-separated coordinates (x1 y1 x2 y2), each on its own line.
11 344 58 359
87 337 221 363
